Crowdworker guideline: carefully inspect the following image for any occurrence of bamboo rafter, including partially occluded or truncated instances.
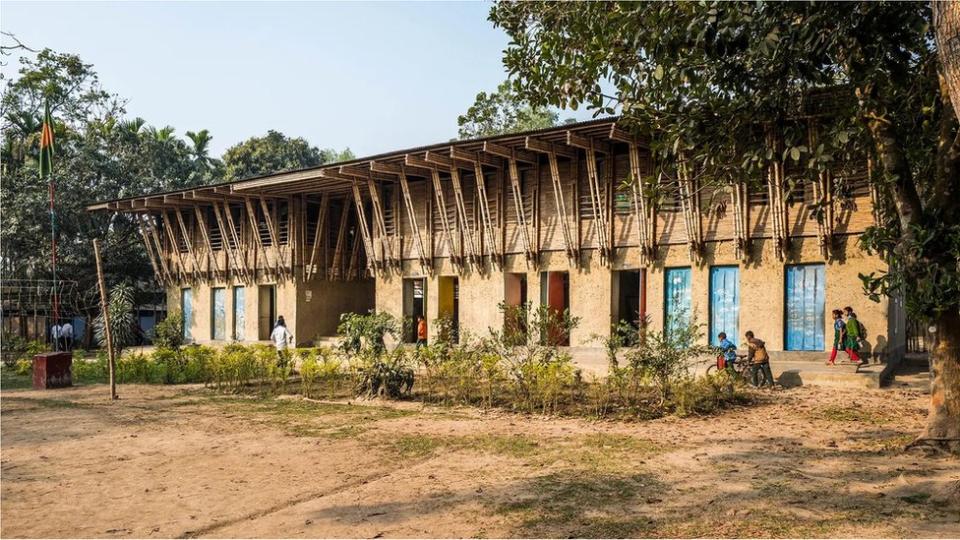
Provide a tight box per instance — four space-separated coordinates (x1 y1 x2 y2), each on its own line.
347 215 363 280
174 208 204 280
429 166 461 268
627 142 656 266
472 160 501 267
366 172 395 266
161 209 189 281
584 147 611 263
305 193 330 281
449 166 478 265
243 197 270 280
765 128 790 261
546 152 576 263
193 205 223 279
808 123 834 259
507 157 534 262
350 179 377 272
731 181 750 262
212 202 248 283
397 164 430 272
257 197 286 279
329 201 351 280
142 213 173 284
677 158 704 264
136 214 166 285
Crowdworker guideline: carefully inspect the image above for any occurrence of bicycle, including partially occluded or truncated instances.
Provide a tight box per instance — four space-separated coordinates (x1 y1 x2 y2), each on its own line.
705 353 749 378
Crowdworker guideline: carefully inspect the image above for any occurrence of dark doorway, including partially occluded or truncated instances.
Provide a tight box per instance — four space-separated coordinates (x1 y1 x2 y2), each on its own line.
257 285 276 340
539 271 570 346
504 273 528 343
403 278 426 343
615 270 644 331
438 276 459 343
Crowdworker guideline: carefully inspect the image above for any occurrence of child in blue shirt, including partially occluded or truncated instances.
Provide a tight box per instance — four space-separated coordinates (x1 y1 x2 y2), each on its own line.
717 332 737 370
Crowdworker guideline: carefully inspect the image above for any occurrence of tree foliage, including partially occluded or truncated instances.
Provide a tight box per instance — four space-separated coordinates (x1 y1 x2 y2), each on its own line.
457 80 560 139
490 0 959 450
221 130 354 180
93 281 136 357
1 49 218 313
491 2 955 316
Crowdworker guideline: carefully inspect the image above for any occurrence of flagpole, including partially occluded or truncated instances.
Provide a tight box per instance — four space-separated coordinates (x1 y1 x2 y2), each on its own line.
41 101 59 350
49 174 58 340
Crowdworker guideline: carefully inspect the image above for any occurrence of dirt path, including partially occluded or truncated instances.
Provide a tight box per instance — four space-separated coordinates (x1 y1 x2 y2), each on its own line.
2 383 957 538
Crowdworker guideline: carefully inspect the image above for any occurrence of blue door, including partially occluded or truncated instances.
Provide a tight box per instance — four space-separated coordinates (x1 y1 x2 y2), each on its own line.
233 286 246 341
181 288 193 342
664 267 692 340
211 288 226 341
710 266 740 346
785 264 825 351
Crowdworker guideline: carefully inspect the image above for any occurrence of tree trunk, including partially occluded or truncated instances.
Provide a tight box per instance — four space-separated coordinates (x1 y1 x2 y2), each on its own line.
934 1 960 121
913 310 960 454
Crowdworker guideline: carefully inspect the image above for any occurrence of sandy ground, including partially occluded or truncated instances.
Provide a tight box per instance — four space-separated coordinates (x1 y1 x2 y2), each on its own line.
1 382 958 539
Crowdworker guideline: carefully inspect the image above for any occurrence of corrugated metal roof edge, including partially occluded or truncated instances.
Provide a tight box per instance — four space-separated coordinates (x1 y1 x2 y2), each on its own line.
86 115 621 209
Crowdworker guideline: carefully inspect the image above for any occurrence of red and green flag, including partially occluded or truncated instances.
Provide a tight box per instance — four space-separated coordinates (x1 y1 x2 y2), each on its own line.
40 101 55 179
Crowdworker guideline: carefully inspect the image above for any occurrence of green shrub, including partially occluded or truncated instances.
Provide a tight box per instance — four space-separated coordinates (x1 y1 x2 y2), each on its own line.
118 352 158 383
337 311 400 355
15 358 31 376
668 370 746 417
353 348 414 399
621 310 714 407
153 311 184 350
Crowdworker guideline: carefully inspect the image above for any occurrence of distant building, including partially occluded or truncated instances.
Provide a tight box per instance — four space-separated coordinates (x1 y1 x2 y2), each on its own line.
87 118 910 368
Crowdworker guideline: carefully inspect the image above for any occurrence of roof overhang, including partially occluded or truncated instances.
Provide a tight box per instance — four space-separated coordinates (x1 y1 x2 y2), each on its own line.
86 116 644 212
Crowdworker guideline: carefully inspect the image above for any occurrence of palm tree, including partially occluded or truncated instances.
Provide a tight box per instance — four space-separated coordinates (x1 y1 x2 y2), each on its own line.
186 129 215 168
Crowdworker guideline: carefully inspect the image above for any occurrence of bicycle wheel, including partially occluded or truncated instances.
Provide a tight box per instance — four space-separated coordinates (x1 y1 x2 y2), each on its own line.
706 364 718 376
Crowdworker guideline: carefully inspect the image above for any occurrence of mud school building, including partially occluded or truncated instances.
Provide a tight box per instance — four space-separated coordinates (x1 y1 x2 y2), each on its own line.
87 117 908 369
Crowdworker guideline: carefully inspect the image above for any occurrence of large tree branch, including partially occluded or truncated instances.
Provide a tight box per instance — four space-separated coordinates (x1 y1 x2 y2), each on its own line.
858 86 924 231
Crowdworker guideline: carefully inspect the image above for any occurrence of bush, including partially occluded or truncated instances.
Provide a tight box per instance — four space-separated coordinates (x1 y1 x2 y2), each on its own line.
353 348 414 399
15 358 31 376
153 311 184 350
620 311 714 407
72 351 108 383
2 338 48 368
337 311 400 355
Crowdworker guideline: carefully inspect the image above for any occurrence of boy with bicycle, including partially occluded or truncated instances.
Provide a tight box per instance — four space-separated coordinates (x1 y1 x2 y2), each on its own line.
745 330 774 387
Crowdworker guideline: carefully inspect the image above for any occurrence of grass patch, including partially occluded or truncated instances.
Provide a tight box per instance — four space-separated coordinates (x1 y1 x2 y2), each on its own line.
495 471 661 538
376 432 544 460
1 396 86 410
898 492 931 504
0 367 33 390
384 434 450 458
201 395 416 439
375 430 666 471
324 424 370 440
813 405 891 425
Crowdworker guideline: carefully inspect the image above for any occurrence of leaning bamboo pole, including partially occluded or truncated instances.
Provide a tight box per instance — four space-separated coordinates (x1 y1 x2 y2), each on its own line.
93 239 117 400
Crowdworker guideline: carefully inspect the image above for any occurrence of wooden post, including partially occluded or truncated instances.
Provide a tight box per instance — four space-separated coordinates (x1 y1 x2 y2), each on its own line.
93 239 117 400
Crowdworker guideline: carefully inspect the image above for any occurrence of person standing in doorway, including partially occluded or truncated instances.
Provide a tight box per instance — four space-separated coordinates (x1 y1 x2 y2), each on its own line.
826 309 846 365
416 316 428 348
271 315 293 366
61 319 74 352
843 307 864 365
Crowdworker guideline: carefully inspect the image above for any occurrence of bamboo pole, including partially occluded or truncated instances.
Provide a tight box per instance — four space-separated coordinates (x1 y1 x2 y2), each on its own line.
93 239 117 400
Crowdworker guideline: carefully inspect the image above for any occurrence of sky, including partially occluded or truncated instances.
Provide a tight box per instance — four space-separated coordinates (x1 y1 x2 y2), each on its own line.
1 1 600 158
